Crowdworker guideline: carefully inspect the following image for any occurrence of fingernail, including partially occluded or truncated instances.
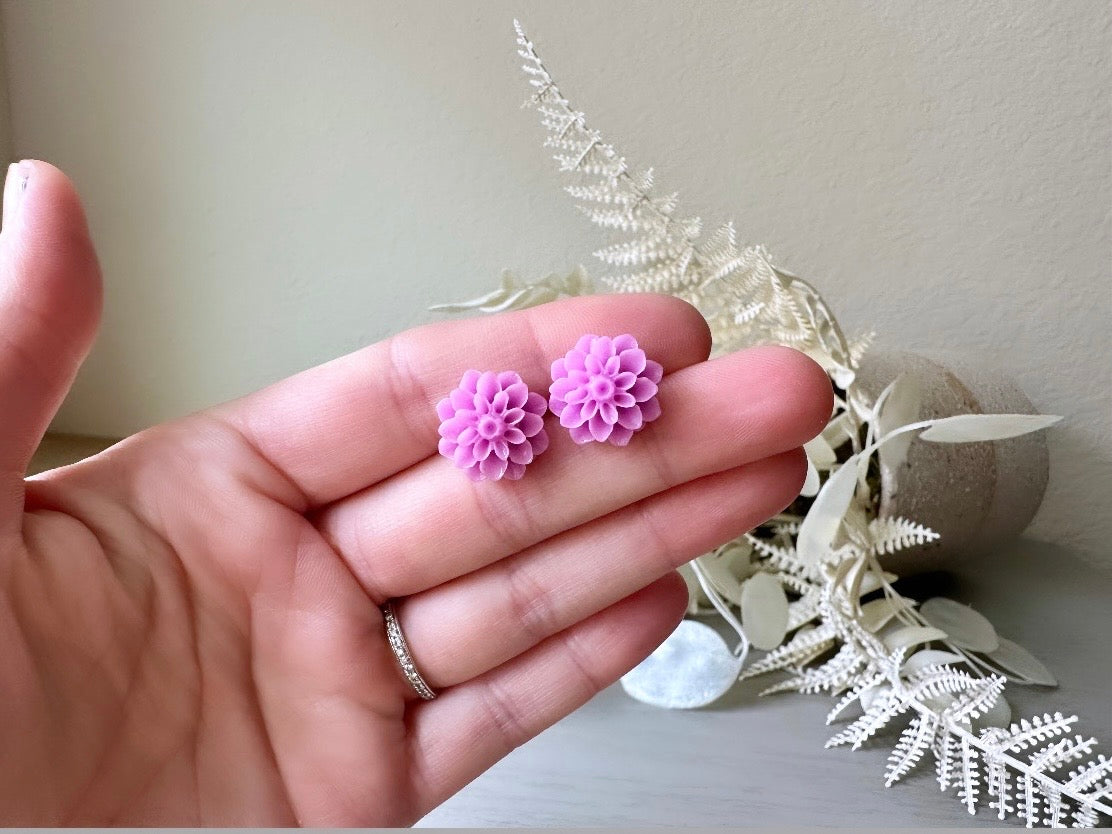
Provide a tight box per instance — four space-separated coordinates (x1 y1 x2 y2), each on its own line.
2 160 31 230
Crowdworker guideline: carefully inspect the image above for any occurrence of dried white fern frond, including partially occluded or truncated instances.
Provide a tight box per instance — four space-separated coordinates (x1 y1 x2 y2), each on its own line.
868 516 941 556
512 20 857 371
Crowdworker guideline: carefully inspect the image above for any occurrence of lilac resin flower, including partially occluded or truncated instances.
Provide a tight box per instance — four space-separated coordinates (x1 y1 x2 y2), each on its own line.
436 370 550 481
549 334 663 446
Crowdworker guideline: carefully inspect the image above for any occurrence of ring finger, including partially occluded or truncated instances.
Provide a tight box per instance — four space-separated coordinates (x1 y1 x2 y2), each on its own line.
384 446 805 694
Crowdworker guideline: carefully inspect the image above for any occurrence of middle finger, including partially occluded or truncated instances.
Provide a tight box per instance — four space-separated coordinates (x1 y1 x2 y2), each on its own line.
317 344 832 601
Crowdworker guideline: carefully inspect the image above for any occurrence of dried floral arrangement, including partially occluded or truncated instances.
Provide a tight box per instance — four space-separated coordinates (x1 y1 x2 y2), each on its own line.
432 22 1111 827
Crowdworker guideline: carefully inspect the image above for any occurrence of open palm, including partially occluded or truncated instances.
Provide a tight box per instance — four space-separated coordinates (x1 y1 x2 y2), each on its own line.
0 161 832 825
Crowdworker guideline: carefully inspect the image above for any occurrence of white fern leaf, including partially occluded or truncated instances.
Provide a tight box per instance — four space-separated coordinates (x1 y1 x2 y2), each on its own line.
1018 774 1041 827
946 674 1007 722
957 738 981 815
986 756 1014 820
1028 735 1098 775
1001 713 1078 753
885 714 939 786
935 731 957 791
1065 756 1112 794
739 623 837 681
868 516 941 555
1072 801 1100 828
827 672 887 725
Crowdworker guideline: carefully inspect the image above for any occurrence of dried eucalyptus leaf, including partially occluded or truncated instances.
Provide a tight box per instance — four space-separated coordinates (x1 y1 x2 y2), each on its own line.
876 373 921 474
796 455 862 564
740 572 789 651
859 570 899 596
918 413 1062 443
920 597 999 652
800 453 821 498
821 411 855 450
619 620 742 709
695 553 744 606
859 596 916 633
804 434 838 469
882 625 947 652
987 637 1057 686
900 649 965 678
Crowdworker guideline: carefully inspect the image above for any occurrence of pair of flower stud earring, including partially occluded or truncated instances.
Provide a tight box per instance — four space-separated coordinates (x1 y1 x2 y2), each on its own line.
435 333 663 482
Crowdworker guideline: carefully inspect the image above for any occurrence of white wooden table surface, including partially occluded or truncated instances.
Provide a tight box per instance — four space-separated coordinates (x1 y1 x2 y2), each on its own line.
418 538 1112 827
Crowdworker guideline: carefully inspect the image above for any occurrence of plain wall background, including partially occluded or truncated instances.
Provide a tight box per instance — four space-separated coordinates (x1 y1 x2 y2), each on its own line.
0 1 1109 564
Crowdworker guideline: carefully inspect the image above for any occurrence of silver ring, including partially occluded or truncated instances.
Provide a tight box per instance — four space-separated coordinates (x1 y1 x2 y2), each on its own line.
381 600 437 700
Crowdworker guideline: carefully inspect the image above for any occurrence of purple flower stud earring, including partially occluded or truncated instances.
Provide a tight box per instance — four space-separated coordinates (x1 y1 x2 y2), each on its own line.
437 370 549 481
549 334 663 446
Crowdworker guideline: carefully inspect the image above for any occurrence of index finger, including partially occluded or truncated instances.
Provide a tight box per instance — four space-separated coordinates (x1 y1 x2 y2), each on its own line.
211 294 711 507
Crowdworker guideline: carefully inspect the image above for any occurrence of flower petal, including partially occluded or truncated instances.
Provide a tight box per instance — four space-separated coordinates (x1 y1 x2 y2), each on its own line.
640 397 662 423
525 391 548 415
473 438 493 461
457 426 478 445
530 428 549 456
519 412 545 436
598 401 618 424
492 439 509 460
569 424 594 444
613 334 637 353
613 391 636 408
564 350 587 372
436 398 455 421
438 438 458 457
589 414 613 442
450 388 473 411
592 336 614 360
613 371 637 390
504 461 527 480
503 427 526 444
608 425 635 446
565 385 589 404
504 382 528 409
504 407 526 425
480 455 508 480
643 359 664 384
560 402 588 428
477 371 499 402
508 441 534 465
580 399 599 421
604 355 620 375
617 405 643 430
550 377 578 400
496 370 521 389
575 334 597 354
584 354 604 375
630 378 658 402
438 416 468 439
453 444 476 467
491 390 509 413
460 369 482 393
618 348 646 375
465 463 484 481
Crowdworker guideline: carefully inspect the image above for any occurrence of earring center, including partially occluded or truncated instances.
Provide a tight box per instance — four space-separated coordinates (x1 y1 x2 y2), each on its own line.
476 414 502 439
588 375 615 401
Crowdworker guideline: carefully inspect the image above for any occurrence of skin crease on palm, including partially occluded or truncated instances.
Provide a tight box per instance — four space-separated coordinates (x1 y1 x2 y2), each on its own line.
0 159 833 826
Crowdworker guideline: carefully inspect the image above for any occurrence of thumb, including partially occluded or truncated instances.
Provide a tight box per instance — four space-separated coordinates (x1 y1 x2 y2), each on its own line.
0 160 102 504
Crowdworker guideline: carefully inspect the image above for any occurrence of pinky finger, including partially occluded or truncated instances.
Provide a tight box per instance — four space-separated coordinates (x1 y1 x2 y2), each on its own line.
405 572 688 816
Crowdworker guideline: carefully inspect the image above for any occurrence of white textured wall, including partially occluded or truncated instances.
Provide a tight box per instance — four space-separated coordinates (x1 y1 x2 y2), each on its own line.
1 1 1109 563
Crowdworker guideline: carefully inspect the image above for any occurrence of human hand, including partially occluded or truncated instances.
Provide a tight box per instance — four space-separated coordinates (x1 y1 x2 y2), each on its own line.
1 161 832 825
